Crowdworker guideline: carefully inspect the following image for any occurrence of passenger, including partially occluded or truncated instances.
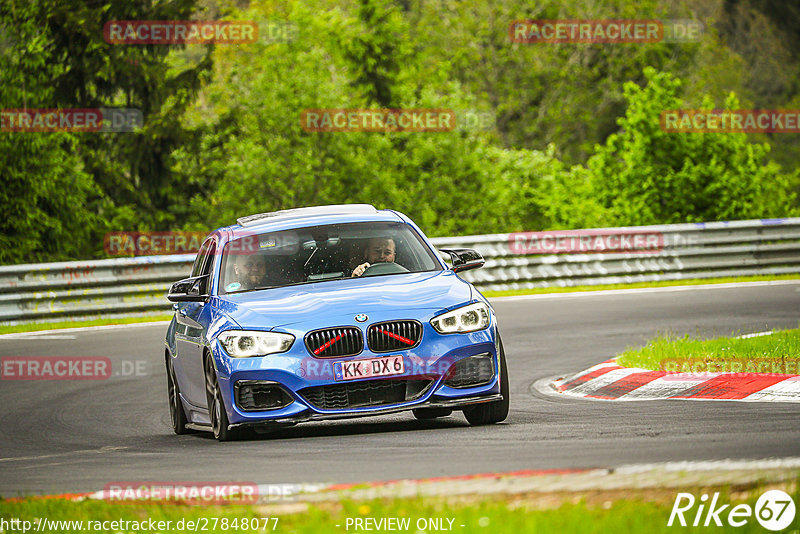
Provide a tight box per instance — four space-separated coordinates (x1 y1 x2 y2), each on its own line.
232 254 267 290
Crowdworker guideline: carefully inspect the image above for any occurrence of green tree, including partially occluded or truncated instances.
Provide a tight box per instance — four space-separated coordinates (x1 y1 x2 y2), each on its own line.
341 0 408 107
172 0 537 237
1 0 212 239
0 9 98 263
587 67 798 225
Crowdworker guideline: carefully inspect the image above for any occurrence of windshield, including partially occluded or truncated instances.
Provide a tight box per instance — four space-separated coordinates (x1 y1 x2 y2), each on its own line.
219 221 442 294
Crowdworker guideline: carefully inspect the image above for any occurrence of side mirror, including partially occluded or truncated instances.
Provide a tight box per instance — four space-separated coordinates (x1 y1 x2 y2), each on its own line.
167 275 210 302
439 248 485 273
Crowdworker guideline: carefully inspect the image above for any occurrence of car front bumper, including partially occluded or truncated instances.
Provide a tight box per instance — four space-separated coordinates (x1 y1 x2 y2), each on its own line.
212 322 502 427
227 392 503 429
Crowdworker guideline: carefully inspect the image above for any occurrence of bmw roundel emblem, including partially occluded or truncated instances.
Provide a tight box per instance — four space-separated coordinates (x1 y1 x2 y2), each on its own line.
355 314 368 323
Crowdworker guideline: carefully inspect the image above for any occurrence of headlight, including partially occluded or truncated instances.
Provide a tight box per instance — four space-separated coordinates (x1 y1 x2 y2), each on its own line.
218 330 295 358
430 302 491 334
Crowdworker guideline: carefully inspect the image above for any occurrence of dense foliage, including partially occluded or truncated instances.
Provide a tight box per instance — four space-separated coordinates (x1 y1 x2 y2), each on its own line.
1 0 798 263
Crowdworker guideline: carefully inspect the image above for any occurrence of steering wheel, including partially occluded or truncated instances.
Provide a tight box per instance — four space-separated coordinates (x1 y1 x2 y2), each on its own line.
361 262 410 276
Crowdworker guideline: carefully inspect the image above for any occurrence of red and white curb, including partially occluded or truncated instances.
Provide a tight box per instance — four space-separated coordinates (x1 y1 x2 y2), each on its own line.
551 359 800 402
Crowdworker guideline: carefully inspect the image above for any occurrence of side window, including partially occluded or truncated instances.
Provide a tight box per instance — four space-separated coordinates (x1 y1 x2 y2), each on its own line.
191 239 213 277
202 243 216 278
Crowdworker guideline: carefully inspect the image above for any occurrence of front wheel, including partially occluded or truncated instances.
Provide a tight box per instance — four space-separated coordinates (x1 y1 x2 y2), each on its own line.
204 354 245 441
464 337 510 426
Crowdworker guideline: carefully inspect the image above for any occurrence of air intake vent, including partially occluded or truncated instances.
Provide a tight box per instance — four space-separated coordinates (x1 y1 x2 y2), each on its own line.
444 353 495 388
235 381 293 411
305 327 364 357
299 379 433 410
367 321 422 352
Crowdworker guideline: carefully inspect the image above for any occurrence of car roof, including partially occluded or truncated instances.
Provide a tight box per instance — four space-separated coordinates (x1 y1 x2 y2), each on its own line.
223 204 405 236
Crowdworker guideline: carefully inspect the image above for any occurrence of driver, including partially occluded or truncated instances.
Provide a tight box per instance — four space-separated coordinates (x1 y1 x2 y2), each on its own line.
351 237 396 277
232 254 267 290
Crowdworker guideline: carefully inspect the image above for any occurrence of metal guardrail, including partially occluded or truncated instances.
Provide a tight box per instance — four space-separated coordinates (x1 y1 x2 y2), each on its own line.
0 255 195 325
1 218 799 325
445 218 800 292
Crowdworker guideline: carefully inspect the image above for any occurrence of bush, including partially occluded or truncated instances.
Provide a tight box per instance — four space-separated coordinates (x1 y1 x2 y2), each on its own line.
586 67 798 226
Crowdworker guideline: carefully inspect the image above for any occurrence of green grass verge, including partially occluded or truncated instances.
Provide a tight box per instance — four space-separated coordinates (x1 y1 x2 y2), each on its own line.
617 328 800 374
482 273 800 298
0 315 173 335
2 484 795 534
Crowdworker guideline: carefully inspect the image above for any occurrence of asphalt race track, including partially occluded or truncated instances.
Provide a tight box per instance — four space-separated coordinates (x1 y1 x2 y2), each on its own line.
1 282 799 496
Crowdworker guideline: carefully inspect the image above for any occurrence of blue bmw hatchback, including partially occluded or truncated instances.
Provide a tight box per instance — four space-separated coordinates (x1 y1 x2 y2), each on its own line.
165 204 509 440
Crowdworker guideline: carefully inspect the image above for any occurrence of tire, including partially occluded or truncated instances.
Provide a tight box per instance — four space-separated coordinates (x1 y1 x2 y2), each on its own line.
464 336 510 426
412 408 453 420
166 356 192 435
204 353 246 441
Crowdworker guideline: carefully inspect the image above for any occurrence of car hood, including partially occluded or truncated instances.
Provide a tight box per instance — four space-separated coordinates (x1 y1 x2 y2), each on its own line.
215 270 473 329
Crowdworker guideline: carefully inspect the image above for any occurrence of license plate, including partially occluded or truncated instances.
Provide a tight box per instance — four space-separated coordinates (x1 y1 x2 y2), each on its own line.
333 356 404 381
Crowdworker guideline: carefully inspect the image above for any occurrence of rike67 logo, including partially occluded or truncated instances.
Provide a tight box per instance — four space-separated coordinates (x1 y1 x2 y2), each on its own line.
668 490 796 531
